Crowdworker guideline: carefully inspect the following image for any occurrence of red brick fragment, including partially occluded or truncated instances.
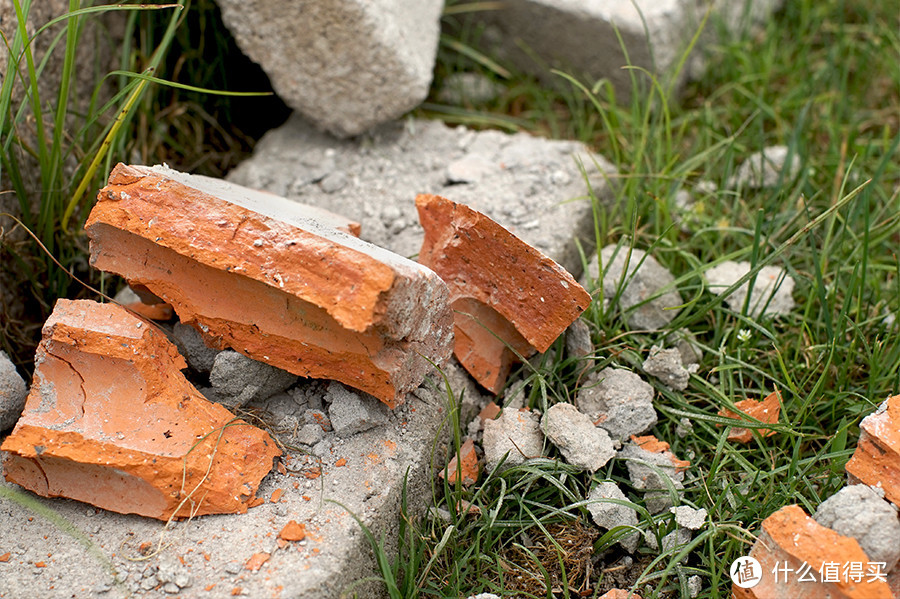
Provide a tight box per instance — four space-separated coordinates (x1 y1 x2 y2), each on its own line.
0 552 9 562
0 299 280 521
717 389 781 443
270 489 284 503
478 401 501 423
416 194 591 393
630 435 690 473
122 301 174 321
439 439 480 486
85 164 454 407
278 520 307 542
846 395 900 505
733 505 891 599
599 590 642 599
245 552 270 572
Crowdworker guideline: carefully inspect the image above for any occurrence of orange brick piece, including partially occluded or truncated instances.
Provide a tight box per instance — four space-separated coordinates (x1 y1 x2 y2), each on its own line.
416 194 591 393
846 394 900 505
733 505 892 599
0 299 280 521
439 439 480 486
278 520 307 542
717 389 781 444
599 590 642 599
85 164 454 407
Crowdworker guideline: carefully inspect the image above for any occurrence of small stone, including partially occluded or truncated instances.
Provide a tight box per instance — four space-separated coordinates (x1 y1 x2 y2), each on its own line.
565 318 594 376
542 402 615 472
687 575 702 598
705 260 795 318
577 367 656 442
670 506 707 530
319 171 348 193
482 409 544 472
163 583 180 594
209 350 299 410
675 417 693 438
224 562 242 575
666 328 703 366
0 350 27 431
584 245 683 331
728 145 801 189
437 72 505 105
587 482 640 553
642 345 692 391
813 484 900 573
326 382 390 438
661 527 692 562
620 436 688 514
296 423 325 446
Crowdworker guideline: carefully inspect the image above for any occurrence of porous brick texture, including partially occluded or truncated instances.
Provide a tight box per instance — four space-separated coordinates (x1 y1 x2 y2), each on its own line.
216 0 443 137
85 164 454 407
733 504 892 599
416 194 591 393
0 299 280 521
845 395 900 505
718 389 782 443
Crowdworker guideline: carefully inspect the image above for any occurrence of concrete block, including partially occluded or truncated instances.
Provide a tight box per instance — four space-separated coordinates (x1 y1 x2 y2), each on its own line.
584 245 683 331
482 408 544 472
577 367 657 442
85 163 454 407
326 382 390 438
670 505 707 530
477 0 783 101
587 481 640 552
417 194 591 393
814 484 900 573
705 260 796 318
542 402 615 472
209 350 298 410
0 350 26 431
227 115 616 278
642 345 694 391
0 299 280 520
215 0 443 137
172 321 221 373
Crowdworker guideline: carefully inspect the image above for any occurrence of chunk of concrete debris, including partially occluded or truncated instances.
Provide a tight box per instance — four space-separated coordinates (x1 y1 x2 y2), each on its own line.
717 390 782 443
587 481 640 553
0 350 27 431
542 402 615 472
437 72 505 106
667 328 703 367
670 506 707 530
216 0 443 137
209 350 298 410
440 439 480 486
577 367 657 442
172 321 220 373
728 145 801 189
661 527 692 562
813 485 900 573
846 395 900 504
326 382 389 438
416 194 591 394
733 505 892 599
0 300 280 520
585 245 683 331
565 318 594 376
620 436 689 514
482 409 544 472
85 164 454 407
705 261 795 318
642 345 694 391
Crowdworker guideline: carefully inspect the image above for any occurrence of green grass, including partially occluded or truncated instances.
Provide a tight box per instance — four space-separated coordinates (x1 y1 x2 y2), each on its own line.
372 1 900 597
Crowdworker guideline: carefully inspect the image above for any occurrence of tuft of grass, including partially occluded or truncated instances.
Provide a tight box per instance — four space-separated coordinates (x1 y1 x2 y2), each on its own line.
389 0 900 597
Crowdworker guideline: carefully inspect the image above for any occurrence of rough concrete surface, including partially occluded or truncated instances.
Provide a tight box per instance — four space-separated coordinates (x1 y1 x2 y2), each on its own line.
705 260 796 318
172 322 221 373
227 115 616 277
0 360 482 599
577 367 657 441
619 441 685 514
0 350 26 432
584 245 683 331
813 484 900 573
541 402 615 472
209 350 298 410
670 505 707 530
216 0 443 137
586 481 640 552
477 0 784 101
326 382 390 438
642 345 695 391
482 409 545 472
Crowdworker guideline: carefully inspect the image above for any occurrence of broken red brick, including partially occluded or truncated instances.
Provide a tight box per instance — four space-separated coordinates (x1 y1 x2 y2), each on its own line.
248 497 265 508
630 435 690 473
478 401 501 423
0 552 9 562
85 164 454 407
439 439 480 486
334 458 347 467
0 299 280 521
845 395 900 505
717 389 781 443
245 552 270 572
278 520 307 542
122 301 174 321
599 590 642 599
733 505 891 599
415 194 591 393
270 489 284 503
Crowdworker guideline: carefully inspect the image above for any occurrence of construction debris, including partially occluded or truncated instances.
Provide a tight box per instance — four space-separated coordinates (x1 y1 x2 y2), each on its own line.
718 390 782 443
846 395 900 505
